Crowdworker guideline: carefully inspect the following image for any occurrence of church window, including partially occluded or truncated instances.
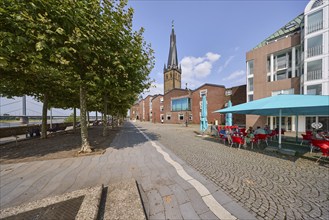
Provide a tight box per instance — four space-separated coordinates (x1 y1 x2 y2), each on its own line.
170 73 172 79
166 74 168 80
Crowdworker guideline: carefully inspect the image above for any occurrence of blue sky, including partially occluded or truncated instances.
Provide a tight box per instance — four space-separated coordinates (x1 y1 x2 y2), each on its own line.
128 0 308 97
0 0 309 116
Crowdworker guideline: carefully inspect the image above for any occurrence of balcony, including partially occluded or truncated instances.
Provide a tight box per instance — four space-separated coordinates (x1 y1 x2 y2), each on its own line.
307 21 323 34
307 45 322 57
307 70 322 81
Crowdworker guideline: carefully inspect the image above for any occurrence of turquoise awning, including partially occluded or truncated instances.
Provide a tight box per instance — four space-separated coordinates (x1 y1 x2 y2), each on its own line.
214 95 329 116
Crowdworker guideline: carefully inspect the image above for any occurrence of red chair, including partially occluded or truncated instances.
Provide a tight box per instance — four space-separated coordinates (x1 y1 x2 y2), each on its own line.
306 130 313 136
267 130 277 140
231 136 244 149
255 134 268 147
315 142 329 163
300 134 312 146
311 139 329 153
219 133 228 145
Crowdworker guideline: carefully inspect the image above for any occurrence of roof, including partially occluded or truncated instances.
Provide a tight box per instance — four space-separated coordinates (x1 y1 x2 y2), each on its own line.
252 13 304 50
166 23 179 70
193 83 225 92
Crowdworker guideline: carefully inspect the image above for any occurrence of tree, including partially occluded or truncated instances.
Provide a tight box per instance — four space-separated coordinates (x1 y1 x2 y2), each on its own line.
0 0 154 153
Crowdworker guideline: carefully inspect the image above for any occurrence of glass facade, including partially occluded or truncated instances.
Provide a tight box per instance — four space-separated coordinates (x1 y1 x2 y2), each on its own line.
247 60 254 75
248 78 253 91
307 84 322 95
307 59 322 81
171 97 191 111
308 9 323 34
307 35 323 57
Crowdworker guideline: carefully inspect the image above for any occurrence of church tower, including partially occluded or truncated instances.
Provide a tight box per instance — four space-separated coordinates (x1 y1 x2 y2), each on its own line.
164 22 182 94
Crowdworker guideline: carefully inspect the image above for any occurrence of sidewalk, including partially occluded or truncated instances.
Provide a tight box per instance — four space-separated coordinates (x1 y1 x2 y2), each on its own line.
0 122 255 219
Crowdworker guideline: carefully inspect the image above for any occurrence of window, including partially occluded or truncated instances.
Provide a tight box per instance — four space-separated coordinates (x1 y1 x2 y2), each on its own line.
160 97 164 103
276 70 287 81
178 114 184 121
200 89 207 97
247 60 254 75
307 84 322 95
276 53 287 70
307 59 322 81
160 105 164 112
307 35 323 57
248 95 253 102
308 10 323 33
248 78 253 92
166 114 171 120
225 89 232 96
311 0 323 9
189 114 193 121
171 97 191 111
272 89 294 96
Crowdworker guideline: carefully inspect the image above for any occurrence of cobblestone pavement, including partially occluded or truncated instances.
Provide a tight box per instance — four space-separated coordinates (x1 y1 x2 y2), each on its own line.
136 122 329 220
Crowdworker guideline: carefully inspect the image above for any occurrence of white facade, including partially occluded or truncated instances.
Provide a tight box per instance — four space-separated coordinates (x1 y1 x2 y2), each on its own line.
303 0 329 95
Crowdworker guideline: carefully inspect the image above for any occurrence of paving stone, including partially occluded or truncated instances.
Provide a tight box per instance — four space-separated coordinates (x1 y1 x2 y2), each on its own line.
185 188 209 215
162 194 182 220
147 190 164 216
169 184 190 205
180 202 200 220
198 210 219 220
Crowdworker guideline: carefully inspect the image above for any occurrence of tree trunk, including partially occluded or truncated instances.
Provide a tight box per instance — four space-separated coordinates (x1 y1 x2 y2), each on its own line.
102 94 108 136
41 93 48 139
79 83 92 153
73 107 76 131
87 110 90 127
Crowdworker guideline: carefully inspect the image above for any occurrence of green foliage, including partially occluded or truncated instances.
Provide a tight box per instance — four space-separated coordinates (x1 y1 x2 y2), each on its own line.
0 0 154 149
64 113 80 123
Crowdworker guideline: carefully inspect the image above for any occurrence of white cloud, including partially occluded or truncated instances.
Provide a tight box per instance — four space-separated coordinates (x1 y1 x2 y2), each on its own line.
218 55 234 73
206 52 221 62
180 52 221 88
224 56 234 68
223 70 245 81
143 82 163 96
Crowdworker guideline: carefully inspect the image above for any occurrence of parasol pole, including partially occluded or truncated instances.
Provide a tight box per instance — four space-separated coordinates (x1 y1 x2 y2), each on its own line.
279 109 282 149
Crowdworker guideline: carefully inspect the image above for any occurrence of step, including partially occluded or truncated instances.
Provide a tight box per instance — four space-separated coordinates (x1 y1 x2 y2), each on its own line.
99 179 146 220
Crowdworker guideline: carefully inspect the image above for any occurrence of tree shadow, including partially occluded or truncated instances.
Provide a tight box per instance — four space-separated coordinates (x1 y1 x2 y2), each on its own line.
108 123 160 150
0 126 121 164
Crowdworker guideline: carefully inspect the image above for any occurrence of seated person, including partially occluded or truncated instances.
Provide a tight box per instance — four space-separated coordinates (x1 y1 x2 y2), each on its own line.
254 126 266 135
244 130 255 147
264 125 271 134
246 126 254 134
314 130 329 141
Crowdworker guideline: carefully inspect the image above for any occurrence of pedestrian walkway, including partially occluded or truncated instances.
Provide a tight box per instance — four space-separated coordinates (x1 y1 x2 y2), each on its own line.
0 122 255 219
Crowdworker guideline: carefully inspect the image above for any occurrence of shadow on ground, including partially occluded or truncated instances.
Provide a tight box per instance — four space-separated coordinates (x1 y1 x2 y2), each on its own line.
0 126 121 164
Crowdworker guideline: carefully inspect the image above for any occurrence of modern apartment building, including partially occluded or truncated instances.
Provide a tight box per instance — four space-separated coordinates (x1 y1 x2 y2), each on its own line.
246 0 329 132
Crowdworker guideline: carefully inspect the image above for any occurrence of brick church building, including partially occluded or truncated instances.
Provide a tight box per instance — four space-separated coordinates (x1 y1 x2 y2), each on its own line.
130 25 246 126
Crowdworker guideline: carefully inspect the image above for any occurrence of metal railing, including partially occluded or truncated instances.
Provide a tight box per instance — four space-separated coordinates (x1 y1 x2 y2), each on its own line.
307 21 323 34
307 45 323 57
307 70 322 81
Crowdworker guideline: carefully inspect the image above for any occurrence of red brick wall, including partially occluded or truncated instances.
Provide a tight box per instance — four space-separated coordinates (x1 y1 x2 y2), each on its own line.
151 95 163 123
163 89 190 124
144 96 153 122
191 85 226 125
246 33 301 128
130 104 139 120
